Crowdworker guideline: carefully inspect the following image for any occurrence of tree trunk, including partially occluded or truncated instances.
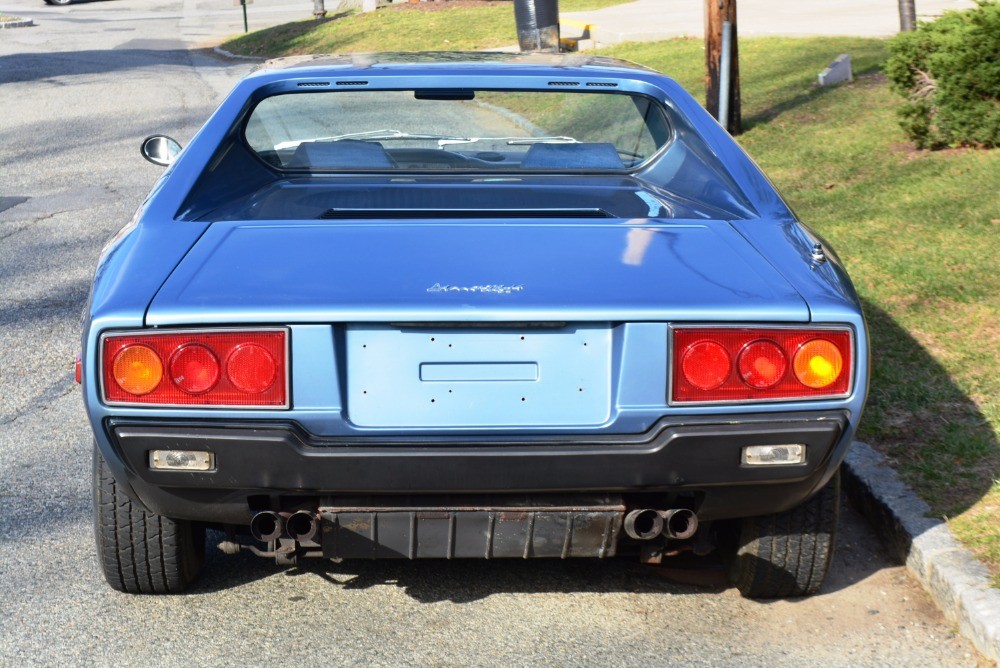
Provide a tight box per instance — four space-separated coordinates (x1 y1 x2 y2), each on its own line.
705 0 741 135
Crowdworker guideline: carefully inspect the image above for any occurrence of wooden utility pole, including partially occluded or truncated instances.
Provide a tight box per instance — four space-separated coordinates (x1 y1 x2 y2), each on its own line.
705 0 741 135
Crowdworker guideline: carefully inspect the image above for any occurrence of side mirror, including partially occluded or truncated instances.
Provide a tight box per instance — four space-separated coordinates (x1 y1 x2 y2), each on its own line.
140 135 182 167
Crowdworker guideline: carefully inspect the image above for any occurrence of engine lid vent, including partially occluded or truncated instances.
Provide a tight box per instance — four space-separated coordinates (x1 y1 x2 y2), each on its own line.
319 208 613 220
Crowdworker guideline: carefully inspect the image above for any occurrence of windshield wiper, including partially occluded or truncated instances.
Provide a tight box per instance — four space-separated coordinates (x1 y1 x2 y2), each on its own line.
506 136 579 145
274 129 471 151
437 136 579 147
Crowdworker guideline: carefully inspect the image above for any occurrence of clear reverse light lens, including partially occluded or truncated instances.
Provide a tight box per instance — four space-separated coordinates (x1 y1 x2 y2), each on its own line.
149 450 215 471
743 444 805 466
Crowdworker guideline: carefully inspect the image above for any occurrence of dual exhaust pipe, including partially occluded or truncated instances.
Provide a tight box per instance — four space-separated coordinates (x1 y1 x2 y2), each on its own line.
623 508 698 541
250 510 319 543
255 508 693 544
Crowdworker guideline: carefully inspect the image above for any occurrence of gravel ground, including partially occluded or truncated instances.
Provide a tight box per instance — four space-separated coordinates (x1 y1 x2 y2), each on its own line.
0 1 990 665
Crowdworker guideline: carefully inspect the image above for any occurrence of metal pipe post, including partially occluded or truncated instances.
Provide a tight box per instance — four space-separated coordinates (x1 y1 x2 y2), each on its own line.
718 19 732 127
899 0 917 31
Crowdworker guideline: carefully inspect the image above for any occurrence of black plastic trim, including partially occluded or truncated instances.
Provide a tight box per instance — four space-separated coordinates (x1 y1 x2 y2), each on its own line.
105 412 848 523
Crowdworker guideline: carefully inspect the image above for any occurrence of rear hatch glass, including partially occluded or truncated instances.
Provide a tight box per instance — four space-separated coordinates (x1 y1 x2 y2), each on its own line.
244 89 670 172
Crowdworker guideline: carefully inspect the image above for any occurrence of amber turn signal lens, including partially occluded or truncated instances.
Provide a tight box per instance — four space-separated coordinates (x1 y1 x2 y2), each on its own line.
112 345 163 396
793 339 843 389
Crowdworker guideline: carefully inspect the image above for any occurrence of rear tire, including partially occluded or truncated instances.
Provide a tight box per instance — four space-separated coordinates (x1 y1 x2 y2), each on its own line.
730 469 840 598
93 444 204 593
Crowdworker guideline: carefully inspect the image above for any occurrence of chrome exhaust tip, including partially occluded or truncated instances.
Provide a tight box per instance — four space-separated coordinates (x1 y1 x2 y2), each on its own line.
623 509 664 540
249 511 283 543
286 510 319 543
660 509 698 540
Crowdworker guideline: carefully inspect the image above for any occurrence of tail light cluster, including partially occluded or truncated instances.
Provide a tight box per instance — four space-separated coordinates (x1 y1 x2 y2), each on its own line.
102 329 288 408
671 327 852 404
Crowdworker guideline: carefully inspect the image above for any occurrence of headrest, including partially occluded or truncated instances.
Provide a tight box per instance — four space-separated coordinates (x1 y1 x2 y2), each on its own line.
520 142 625 170
286 139 395 169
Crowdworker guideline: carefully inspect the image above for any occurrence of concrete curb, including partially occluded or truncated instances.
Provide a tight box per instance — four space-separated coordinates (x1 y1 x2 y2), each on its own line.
0 18 35 29
844 441 1000 662
212 46 264 61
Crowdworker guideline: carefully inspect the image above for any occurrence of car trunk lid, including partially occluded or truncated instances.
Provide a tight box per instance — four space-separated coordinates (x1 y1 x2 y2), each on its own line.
145 219 809 325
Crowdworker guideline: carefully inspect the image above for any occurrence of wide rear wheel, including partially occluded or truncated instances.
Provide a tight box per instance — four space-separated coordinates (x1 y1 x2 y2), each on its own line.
730 469 840 598
93 444 204 593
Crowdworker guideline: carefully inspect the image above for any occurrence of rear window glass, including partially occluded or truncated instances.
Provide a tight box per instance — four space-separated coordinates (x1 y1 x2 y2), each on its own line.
244 90 670 172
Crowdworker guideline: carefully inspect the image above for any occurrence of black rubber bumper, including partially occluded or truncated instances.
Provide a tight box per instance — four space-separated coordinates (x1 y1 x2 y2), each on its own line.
105 412 849 524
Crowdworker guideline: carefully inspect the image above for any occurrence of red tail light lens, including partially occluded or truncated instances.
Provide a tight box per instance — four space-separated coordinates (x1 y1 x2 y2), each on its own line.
227 344 277 394
672 327 852 404
738 340 787 389
681 341 731 390
169 344 220 395
102 329 287 408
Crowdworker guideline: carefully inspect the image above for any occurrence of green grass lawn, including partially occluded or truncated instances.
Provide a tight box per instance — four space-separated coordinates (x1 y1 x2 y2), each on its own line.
221 16 1000 582
224 5 515 57
222 0 634 57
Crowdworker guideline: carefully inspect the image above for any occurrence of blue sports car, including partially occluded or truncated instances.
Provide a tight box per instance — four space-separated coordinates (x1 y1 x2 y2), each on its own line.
81 52 869 597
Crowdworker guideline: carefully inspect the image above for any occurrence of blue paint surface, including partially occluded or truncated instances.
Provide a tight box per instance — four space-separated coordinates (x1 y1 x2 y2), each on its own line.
82 53 868 460
347 324 612 428
145 220 808 325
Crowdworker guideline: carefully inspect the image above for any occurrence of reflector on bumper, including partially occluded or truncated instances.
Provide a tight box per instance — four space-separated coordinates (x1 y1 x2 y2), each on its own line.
149 450 215 471
742 444 805 466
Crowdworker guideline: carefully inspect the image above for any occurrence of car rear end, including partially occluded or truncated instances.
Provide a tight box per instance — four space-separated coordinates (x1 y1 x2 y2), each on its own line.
82 54 868 595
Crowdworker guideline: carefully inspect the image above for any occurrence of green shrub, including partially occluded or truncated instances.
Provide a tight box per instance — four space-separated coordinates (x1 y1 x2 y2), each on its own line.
884 1 1000 149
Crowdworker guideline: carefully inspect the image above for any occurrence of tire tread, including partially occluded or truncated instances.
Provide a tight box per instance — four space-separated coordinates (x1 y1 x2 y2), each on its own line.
93 446 204 594
731 470 840 598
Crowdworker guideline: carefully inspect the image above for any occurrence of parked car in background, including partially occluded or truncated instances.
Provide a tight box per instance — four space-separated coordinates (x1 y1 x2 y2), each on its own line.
81 52 869 597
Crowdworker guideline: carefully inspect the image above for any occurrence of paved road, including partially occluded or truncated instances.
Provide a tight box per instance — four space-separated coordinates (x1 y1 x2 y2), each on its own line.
0 2 989 665
564 0 979 44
